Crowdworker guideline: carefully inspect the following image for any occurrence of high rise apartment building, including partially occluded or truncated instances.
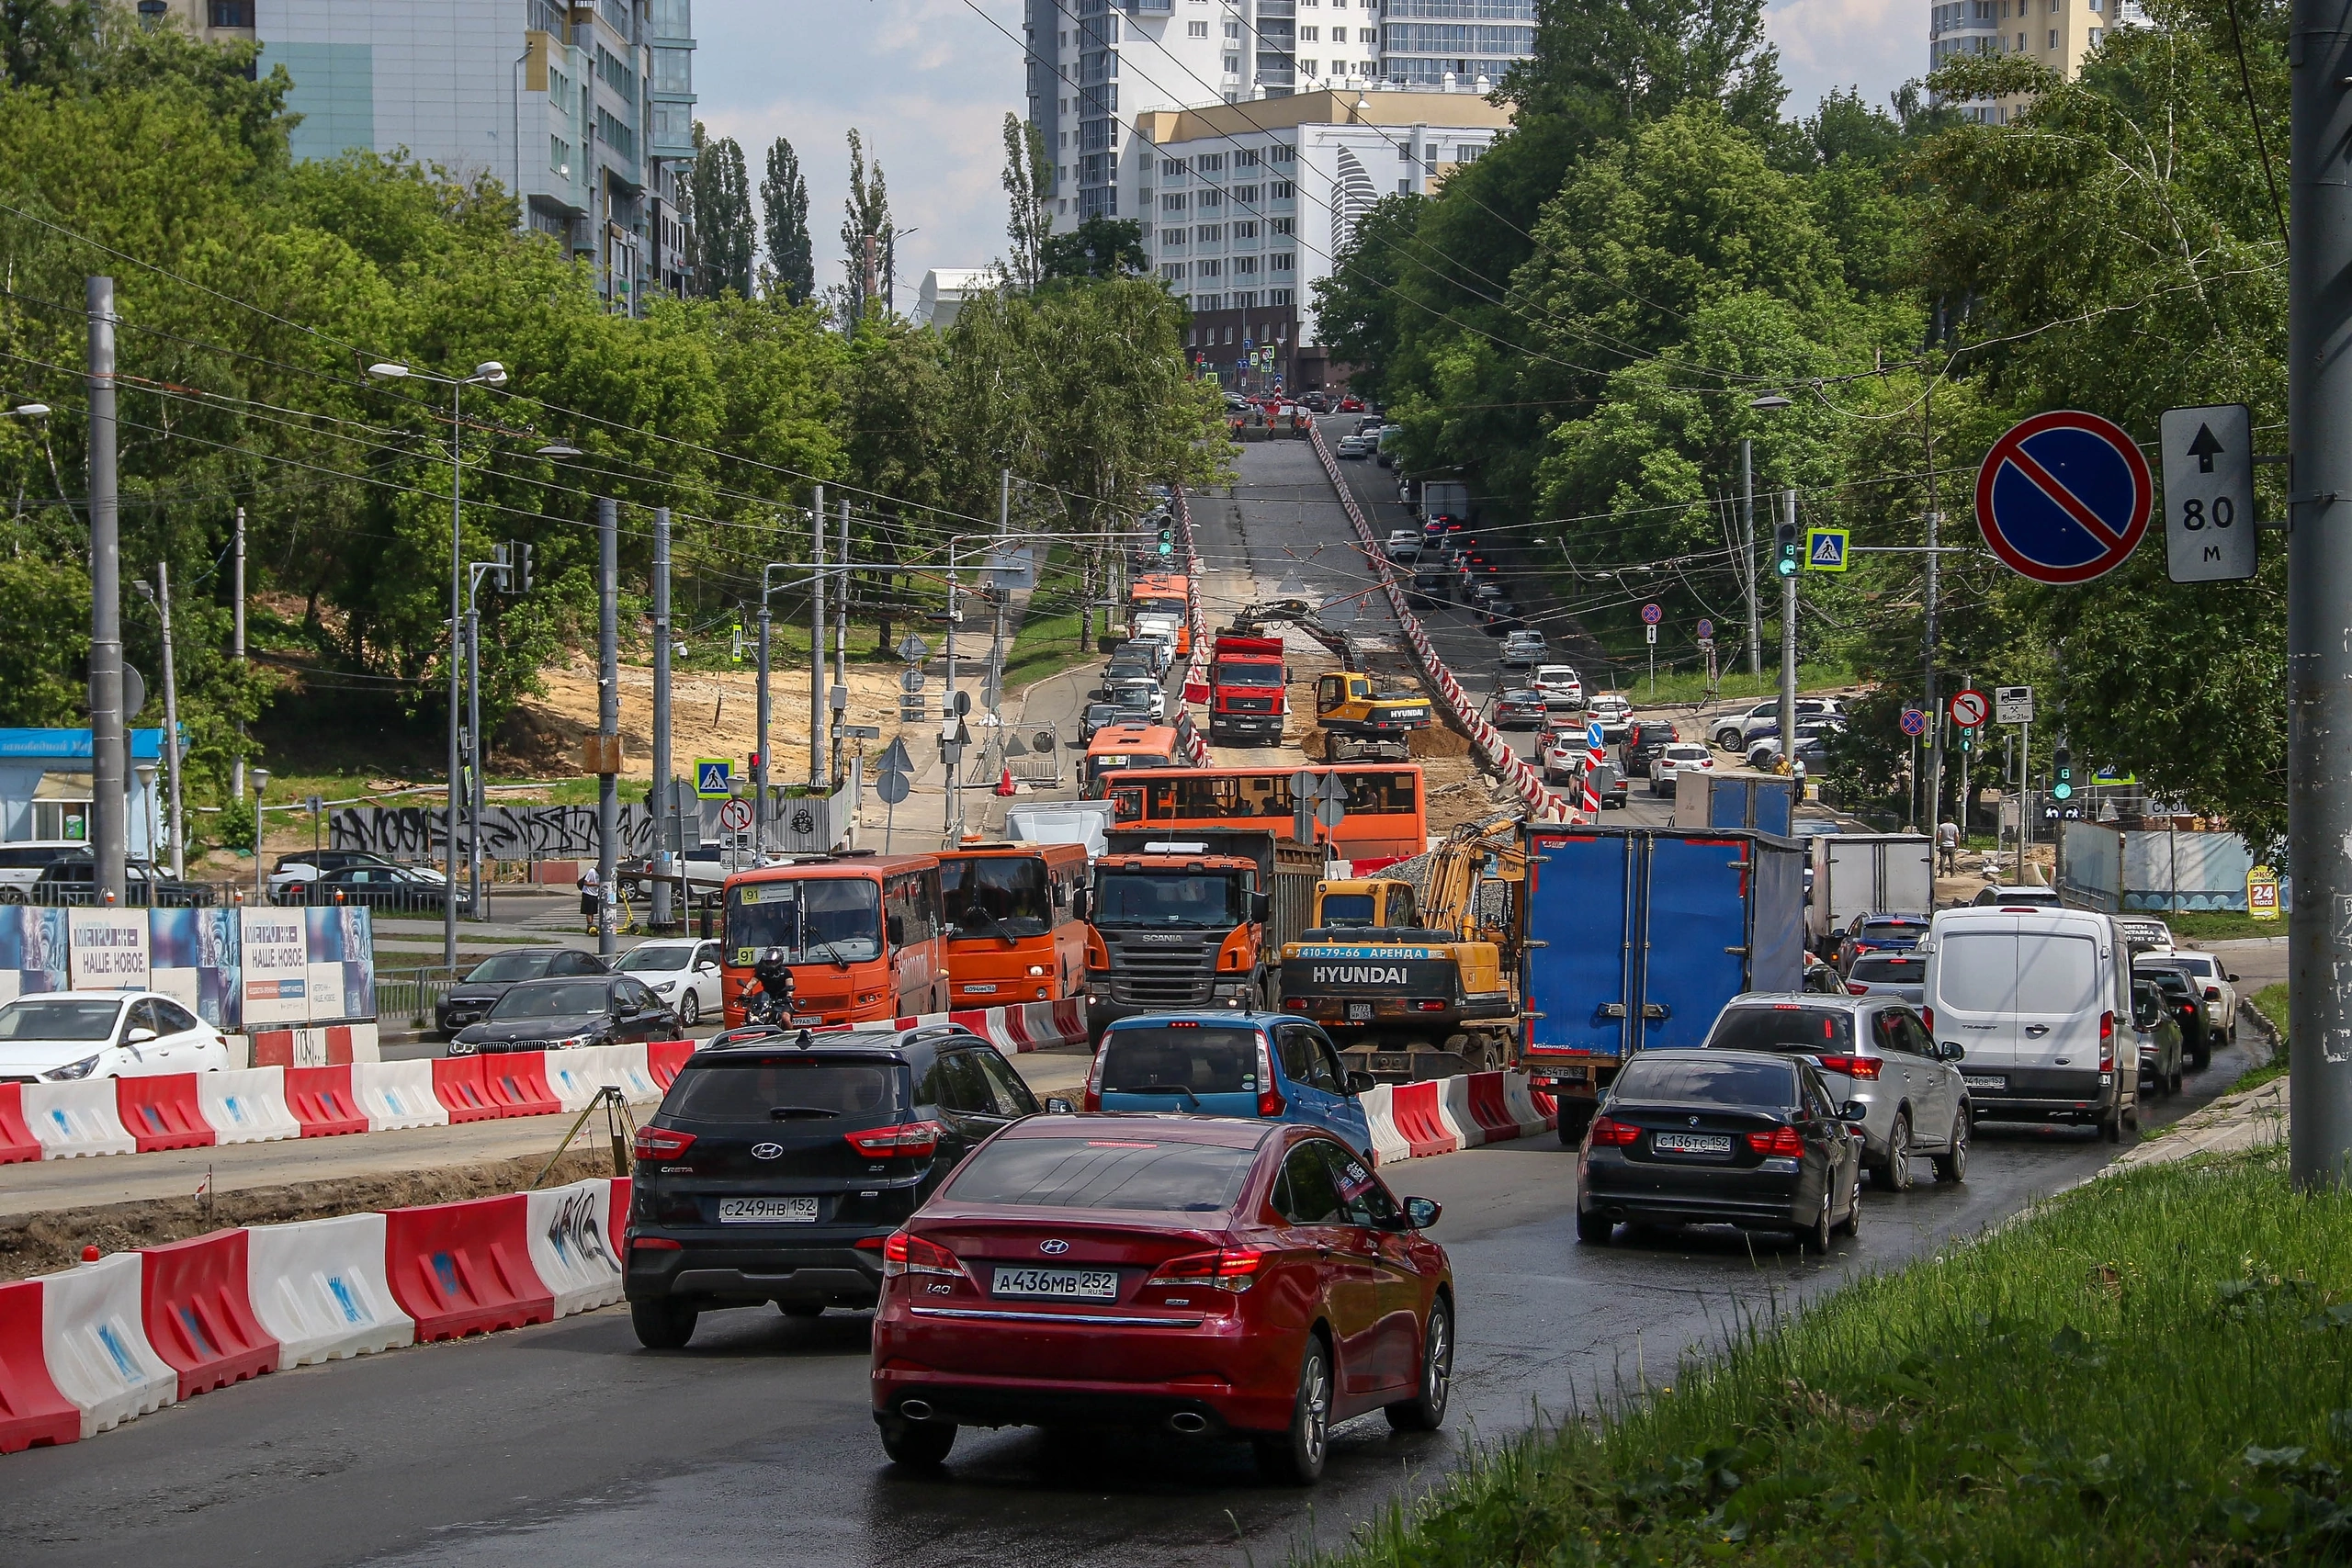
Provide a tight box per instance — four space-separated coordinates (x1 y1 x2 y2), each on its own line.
1928 0 2145 122
1024 0 1532 220
139 1 697 312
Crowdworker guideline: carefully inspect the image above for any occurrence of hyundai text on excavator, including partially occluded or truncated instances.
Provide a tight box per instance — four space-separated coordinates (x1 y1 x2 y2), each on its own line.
1220 598 1430 762
1274 816 1523 1080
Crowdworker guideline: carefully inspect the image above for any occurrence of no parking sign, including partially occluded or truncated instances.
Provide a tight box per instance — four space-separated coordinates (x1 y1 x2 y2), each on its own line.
1975 411 2152 584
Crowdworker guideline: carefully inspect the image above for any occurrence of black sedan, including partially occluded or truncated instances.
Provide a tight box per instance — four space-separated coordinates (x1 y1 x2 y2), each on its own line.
33 855 215 908
449 975 679 1056
1493 689 1548 728
278 863 451 911
435 947 610 1037
1576 1048 1863 1251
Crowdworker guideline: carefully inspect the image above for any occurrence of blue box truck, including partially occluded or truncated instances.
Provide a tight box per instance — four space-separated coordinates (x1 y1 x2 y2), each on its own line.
1519 824 1807 1142
1669 770 1797 837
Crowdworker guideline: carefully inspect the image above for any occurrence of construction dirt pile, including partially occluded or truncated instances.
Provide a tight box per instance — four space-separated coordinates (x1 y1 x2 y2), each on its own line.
0 1148 622 1283
525 654 915 782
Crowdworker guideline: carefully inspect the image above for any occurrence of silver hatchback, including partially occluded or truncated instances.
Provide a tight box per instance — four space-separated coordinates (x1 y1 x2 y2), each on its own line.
1699 995 1971 1191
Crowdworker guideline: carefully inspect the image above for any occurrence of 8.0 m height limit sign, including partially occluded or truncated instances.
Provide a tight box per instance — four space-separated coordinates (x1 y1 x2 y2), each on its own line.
2158 403 2257 582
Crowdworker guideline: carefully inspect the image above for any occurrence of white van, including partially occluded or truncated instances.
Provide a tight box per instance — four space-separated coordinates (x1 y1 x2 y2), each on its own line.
0 840 87 901
1919 906 2136 1141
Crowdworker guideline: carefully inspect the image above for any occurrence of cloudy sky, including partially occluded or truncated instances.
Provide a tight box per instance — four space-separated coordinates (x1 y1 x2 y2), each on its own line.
690 0 1918 305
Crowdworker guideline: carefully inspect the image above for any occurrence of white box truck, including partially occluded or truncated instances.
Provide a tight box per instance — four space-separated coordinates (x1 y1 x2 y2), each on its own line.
1806 832 1936 952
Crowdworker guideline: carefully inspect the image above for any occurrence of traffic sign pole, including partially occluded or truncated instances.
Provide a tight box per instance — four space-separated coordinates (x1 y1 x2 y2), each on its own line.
2290 8 2352 1188
1778 491 1798 781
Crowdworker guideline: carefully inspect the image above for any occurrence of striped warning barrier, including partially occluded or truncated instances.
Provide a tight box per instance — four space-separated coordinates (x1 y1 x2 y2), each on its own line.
197 1067 301 1145
1461 1072 1522 1144
1437 1074 1487 1150
478 1053 561 1118
39 1253 176 1438
646 1039 696 1089
284 1066 369 1136
243 1213 413 1369
0 1084 40 1166
351 1060 447 1132
1385 1080 1461 1160
1499 1072 1557 1137
138 1229 278 1399
383 1194 554 1341
21 1080 137 1159
0 1279 76 1453
430 1055 500 1124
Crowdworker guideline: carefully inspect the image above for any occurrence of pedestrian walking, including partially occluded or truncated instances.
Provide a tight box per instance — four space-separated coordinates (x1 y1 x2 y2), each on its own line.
577 863 600 934
1937 818 1960 877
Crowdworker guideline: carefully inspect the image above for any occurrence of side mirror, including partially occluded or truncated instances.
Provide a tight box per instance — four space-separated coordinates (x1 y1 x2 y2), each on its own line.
1347 1070 1376 1094
1250 891 1271 922
1045 1096 1074 1114
1839 1100 1870 1122
1071 887 1091 920
1941 1043 1965 1063
123 1026 157 1046
1403 1196 1442 1230
2228 973 2241 983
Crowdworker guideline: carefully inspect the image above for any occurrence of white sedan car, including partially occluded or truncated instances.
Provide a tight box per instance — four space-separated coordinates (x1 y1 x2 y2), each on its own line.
614 938 727 1029
1542 728 1587 784
0 991 231 1082
1532 664 1583 704
1649 742 1715 795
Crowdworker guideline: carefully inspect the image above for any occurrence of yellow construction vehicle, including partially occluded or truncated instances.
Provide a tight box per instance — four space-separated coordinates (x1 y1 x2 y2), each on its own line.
1312 671 1432 762
1274 816 1524 1079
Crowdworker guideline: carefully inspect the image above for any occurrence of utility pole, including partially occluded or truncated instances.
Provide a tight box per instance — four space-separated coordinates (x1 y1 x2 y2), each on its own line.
2290 3 2352 1186
595 497 618 959
231 504 246 803
1739 438 1761 679
651 507 673 931
465 603 481 916
1777 491 1797 786
85 277 126 906
153 562 184 878
832 498 850 784
809 495 827 790
443 377 464 968
755 600 772 839
1923 366 1946 845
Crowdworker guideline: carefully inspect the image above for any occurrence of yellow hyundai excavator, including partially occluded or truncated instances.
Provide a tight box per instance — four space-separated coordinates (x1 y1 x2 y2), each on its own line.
1274 816 1525 1080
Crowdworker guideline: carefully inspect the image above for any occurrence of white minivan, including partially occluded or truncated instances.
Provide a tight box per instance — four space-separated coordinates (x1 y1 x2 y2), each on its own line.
1919 905 2137 1141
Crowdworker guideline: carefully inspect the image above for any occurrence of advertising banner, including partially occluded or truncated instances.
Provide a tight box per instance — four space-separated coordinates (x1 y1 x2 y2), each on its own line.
238 908 309 1027
0 907 68 1003
67 908 149 991
151 907 243 1031
304 905 376 1023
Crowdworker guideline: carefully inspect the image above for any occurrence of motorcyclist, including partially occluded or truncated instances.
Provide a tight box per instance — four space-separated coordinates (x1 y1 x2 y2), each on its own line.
740 945 797 1027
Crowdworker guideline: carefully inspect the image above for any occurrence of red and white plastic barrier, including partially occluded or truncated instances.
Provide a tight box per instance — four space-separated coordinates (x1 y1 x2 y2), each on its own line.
283 1066 370 1136
196 1068 301 1145
22 1081 137 1159
244 1213 414 1369
140 1229 278 1398
1303 424 1578 824
1362 1069 1556 1167
524 1179 627 1317
115 1074 215 1153
0 1087 37 1166
352 1060 447 1132
40 1252 176 1438
383 1193 554 1341
826 998 1090 1055
1170 487 1216 762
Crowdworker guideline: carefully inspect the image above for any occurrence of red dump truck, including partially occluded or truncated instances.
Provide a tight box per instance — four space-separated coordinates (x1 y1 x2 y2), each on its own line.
1207 633 1287 745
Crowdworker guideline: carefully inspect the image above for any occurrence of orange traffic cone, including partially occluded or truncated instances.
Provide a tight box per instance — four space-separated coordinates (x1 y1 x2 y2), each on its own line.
995 765 1017 796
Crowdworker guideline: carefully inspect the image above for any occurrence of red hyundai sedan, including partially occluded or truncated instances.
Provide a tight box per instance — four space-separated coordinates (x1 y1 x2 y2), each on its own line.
869 1114 1453 1483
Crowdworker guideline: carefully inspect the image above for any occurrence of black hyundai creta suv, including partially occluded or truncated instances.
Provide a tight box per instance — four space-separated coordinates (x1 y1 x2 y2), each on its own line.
622 1022 1053 1348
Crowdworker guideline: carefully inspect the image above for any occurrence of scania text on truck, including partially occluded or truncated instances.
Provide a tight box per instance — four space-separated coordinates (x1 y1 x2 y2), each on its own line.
1081 828 1319 1043
1207 633 1288 745
1517 825 1805 1139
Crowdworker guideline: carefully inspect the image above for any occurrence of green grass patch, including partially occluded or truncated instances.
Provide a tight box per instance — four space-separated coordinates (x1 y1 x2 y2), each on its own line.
1334 1150 2352 1568
1601 662 1856 711
2160 910 2288 942
2233 983 2290 1093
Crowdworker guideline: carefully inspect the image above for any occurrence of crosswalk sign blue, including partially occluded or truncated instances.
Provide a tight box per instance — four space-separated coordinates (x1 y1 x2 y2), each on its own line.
1805 528 1849 572
694 758 733 799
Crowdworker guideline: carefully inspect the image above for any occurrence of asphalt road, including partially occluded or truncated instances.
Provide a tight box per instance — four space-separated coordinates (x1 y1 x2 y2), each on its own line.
0 432 2273 1567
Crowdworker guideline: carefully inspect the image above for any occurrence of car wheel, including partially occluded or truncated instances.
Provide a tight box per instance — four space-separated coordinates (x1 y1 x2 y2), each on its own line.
1385 1295 1453 1432
0 886 21 905
2169 1066 2184 1095
678 991 700 1028
1255 1336 1334 1484
879 1411 958 1468
1836 1175 1861 1237
1575 1207 1613 1246
1876 1112 1914 1191
2100 1106 2125 1143
2190 1042 2211 1071
1931 1107 1969 1183
629 1297 698 1349
1799 1190 1834 1253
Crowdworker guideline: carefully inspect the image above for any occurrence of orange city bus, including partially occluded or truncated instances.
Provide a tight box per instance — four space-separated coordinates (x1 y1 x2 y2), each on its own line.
719 854 947 1028
1082 721 1181 795
936 840 1092 1004
1129 573 1192 656
1101 764 1430 871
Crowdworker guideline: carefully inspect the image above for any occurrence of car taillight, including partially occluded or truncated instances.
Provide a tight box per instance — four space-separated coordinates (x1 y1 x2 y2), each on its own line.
1746 1124 1805 1157
630 1235 682 1256
881 1231 963 1280
1259 1089 1286 1117
2205 986 2222 1000
1411 998 1448 1012
845 1121 944 1157
1588 1116 1640 1146
1083 1048 1106 1112
1920 1008 1933 1032
1846 983 1870 996
1256 1031 1283 1117
2099 1010 2115 1071
1144 1247 1267 1292
1816 1055 1883 1081
632 1125 695 1160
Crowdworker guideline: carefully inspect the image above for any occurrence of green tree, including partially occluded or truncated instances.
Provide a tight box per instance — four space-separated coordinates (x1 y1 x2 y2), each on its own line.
1001 113 1051 293
688 128 754 298
840 128 893 320
758 134 815 305
1040 215 1145 282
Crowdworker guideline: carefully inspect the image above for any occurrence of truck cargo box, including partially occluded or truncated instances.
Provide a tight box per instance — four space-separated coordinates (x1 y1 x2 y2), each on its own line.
1669 770 1796 837
1804 832 1935 949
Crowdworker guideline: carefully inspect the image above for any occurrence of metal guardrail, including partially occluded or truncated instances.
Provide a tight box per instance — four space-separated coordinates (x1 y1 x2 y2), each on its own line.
375 966 459 1029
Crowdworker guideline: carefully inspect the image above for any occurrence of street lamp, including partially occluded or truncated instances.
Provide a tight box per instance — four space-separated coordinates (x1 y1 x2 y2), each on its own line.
366 358 510 971
250 767 271 907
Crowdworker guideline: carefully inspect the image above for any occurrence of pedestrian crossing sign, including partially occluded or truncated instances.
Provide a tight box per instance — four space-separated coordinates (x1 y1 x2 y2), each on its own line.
1805 528 1849 572
694 758 733 799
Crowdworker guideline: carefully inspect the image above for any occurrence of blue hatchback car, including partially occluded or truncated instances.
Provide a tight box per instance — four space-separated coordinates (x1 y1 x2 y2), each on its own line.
1084 1011 1377 1160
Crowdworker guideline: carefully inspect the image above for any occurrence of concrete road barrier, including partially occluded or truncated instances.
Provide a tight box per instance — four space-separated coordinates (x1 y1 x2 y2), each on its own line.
39 1253 176 1438
243 1213 414 1368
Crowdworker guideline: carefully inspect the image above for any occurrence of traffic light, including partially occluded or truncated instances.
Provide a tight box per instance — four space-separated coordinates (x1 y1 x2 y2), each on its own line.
1958 725 1975 753
1157 524 1173 558
2052 746 2074 801
513 540 533 593
1774 520 1801 578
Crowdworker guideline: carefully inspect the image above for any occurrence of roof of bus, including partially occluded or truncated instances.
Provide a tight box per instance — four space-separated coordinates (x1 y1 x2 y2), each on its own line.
940 840 1090 869
1130 575 1189 594
723 853 938 884
1087 723 1180 750
1103 762 1423 780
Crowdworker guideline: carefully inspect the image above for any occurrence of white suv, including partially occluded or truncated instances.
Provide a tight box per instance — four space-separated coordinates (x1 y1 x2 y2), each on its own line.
2144 949 2240 1035
1532 664 1583 704
1712 697 1848 750
1648 742 1714 795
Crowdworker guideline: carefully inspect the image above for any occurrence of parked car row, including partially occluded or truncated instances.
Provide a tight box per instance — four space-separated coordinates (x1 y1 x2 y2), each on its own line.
1576 903 2242 1247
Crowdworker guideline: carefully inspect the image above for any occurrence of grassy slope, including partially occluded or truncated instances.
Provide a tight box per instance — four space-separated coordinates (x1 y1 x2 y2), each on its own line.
1336 1151 2352 1567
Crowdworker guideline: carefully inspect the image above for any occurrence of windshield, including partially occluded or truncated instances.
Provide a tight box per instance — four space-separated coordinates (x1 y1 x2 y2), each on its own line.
940 855 1052 940
1706 1006 1856 1054
1213 660 1282 687
490 980 611 1019
725 877 885 964
1134 596 1186 617
1098 1025 1261 1097
616 946 690 973
463 951 558 984
1849 954 1924 983
1860 920 1922 942
1612 1056 1799 1108
945 1134 1260 1213
2166 955 2216 977
0 998 121 1042
1317 892 1376 927
664 1057 902 1127
1092 870 1250 929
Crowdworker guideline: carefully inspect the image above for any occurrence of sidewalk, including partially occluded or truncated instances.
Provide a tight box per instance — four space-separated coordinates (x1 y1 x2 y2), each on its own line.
2109 1005 2287 1173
